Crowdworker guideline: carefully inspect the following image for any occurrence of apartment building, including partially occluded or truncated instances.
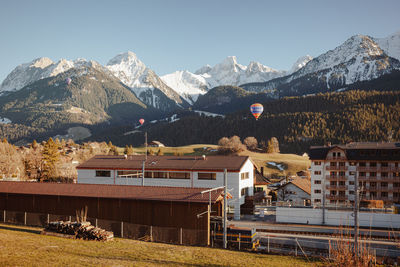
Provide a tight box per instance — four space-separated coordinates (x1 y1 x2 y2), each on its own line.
309 142 400 206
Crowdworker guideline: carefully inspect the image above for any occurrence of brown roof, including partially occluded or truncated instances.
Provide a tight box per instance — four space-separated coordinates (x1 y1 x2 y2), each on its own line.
254 171 270 185
281 177 311 195
77 155 250 172
0 181 225 204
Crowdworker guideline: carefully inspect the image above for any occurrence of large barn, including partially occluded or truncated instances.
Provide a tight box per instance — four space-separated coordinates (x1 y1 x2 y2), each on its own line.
77 155 255 220
0 181 226 245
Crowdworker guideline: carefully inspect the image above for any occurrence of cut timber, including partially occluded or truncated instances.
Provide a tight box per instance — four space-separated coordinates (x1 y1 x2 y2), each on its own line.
43 221 114 241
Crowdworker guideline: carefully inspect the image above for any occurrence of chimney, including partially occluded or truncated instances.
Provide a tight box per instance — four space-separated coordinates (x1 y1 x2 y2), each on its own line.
202 155 206 160
261 167 264 175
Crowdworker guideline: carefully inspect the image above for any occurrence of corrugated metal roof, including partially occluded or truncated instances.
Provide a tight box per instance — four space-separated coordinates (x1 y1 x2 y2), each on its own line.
77 155 250 172
0 181 225 204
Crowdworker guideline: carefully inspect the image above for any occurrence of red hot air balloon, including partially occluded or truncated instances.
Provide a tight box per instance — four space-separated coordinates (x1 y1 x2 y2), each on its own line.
139 118 145 125
66 77 72 85
250 103 263 120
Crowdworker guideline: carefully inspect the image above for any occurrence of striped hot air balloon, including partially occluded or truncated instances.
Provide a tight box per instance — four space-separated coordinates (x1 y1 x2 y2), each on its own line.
250 103 263 120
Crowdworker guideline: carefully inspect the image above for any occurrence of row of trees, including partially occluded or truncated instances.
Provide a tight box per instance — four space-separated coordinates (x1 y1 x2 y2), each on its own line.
217 136 280 155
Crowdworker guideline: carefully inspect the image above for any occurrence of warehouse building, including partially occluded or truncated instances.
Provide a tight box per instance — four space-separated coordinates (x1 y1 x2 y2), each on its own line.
77 155 255 220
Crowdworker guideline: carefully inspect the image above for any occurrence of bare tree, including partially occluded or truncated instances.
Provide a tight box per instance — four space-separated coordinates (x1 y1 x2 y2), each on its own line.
244 137 258 150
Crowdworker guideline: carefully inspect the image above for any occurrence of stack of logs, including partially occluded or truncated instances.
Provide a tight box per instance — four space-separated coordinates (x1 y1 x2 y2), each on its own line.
45 221 114 241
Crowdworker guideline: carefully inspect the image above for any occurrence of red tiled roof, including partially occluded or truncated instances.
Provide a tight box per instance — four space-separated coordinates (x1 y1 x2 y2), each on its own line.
281 177 311 195
77 155 250 172
0 181 225 204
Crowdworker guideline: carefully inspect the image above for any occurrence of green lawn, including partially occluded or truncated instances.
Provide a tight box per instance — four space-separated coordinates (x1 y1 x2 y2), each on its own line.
0 223 321 267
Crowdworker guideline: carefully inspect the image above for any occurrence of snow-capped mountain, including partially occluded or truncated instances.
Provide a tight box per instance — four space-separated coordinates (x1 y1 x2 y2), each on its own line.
288 55 313 74
161 56 286 104
242 33 400 95
105 51 188 110
0 57 104 92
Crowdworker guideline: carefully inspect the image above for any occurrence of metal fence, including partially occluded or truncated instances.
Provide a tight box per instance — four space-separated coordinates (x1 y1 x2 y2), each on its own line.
0 210 207 246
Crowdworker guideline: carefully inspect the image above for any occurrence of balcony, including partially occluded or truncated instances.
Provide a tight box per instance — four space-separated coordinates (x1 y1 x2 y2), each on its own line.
326 166 348 171
357 167 378 172
326 194 347 201
326 175 347 181
326 185 348 190
326 156 347 160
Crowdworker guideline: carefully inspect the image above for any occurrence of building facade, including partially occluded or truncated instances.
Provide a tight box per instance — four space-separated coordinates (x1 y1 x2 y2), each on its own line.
77 155 255 220
310 142 400 206
277 177 311 206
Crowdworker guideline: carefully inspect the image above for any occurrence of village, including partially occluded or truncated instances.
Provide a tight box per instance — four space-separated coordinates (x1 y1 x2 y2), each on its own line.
1 137 400 264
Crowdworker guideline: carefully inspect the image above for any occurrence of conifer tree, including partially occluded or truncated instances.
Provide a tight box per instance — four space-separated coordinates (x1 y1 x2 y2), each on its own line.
42 138 60 179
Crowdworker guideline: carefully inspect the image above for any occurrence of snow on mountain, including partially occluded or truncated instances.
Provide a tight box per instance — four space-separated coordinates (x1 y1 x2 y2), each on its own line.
161 56 286 104
106 51 187 110
288 55 313 74
160 70 209 104
374 31 400 61
0 57 103 92
291 34 400 85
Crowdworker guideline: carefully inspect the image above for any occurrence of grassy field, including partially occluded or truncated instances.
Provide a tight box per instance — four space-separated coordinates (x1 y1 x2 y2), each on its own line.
0 223 321 267
128 144 310 176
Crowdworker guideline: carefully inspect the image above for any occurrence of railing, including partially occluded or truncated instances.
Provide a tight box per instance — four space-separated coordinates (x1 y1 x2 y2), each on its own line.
325 175 347 181
326 185 348 190
326 194 347 200
357 166 400 172
325 166 348 171
326 156 347 160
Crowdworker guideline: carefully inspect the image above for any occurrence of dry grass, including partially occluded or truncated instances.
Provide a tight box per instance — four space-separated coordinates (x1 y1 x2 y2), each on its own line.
0 223 321 267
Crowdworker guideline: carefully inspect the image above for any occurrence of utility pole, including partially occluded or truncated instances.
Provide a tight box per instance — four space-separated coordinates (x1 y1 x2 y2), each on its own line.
142 161 145 186
145 132 148 161
354 170 359 260
223 168 227 249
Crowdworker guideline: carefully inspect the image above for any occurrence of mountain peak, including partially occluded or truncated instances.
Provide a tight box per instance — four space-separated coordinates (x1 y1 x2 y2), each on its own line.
30 57 54 69
107 51 141 66
289 55 313 74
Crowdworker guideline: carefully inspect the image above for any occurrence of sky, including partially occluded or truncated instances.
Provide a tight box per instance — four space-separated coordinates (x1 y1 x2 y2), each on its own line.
0 0 400 82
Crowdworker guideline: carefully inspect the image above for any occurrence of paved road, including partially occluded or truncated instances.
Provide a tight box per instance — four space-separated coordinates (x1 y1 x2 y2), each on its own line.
229 220 400 240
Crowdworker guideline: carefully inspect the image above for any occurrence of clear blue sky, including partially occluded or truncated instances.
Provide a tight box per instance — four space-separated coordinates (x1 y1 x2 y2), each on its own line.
1 0 399 82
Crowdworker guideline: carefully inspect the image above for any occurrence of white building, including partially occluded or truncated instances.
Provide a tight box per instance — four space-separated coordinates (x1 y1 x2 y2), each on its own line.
77 155 255 220
277 177 311 206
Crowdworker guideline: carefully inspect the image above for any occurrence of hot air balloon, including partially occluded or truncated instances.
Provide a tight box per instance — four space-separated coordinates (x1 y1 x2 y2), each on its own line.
66 77 72 85
139 118 145 125
250 103 263 120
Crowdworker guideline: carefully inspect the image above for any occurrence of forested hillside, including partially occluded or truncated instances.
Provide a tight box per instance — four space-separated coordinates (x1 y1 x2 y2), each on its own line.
92 90 400 153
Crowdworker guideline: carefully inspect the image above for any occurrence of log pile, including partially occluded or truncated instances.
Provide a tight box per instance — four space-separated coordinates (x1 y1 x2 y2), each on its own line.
44 221 114 241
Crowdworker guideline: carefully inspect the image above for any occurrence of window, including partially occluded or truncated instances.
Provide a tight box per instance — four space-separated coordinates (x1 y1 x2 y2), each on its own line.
330 171 337 177
169 172 190 179
370 192 377 198
349 190 354 195
370 182 376 188
241 187 249 197
359 162 366 167
153 171 167 179
314 199 321 203
394 172 400 178
339 162 345 166
380 182 388 188
198 172 216 180
349 162 356 166
330 162 337 167
339 171 345 176
314 161 321 165
349 171 355 175
330 191 337 196
145 171 153 178
394 192 400 198
381 162 388 167
314 180 321 184
337 152 341 157
381 172 388 177
339 181 345 186
332 152 336 157
95 170 111 177
314 189 321 194
314 171 321 175
330 181 337 186
370 162 377 167
349 181 354 185
381 192 388 197
394 182 400 188
360 172 366 177
338 191 345 196
369 172 376 177
241 172 249 180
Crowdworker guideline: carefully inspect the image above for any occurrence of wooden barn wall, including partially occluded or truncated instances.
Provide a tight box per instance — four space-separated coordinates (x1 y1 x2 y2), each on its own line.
0 193 218 230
